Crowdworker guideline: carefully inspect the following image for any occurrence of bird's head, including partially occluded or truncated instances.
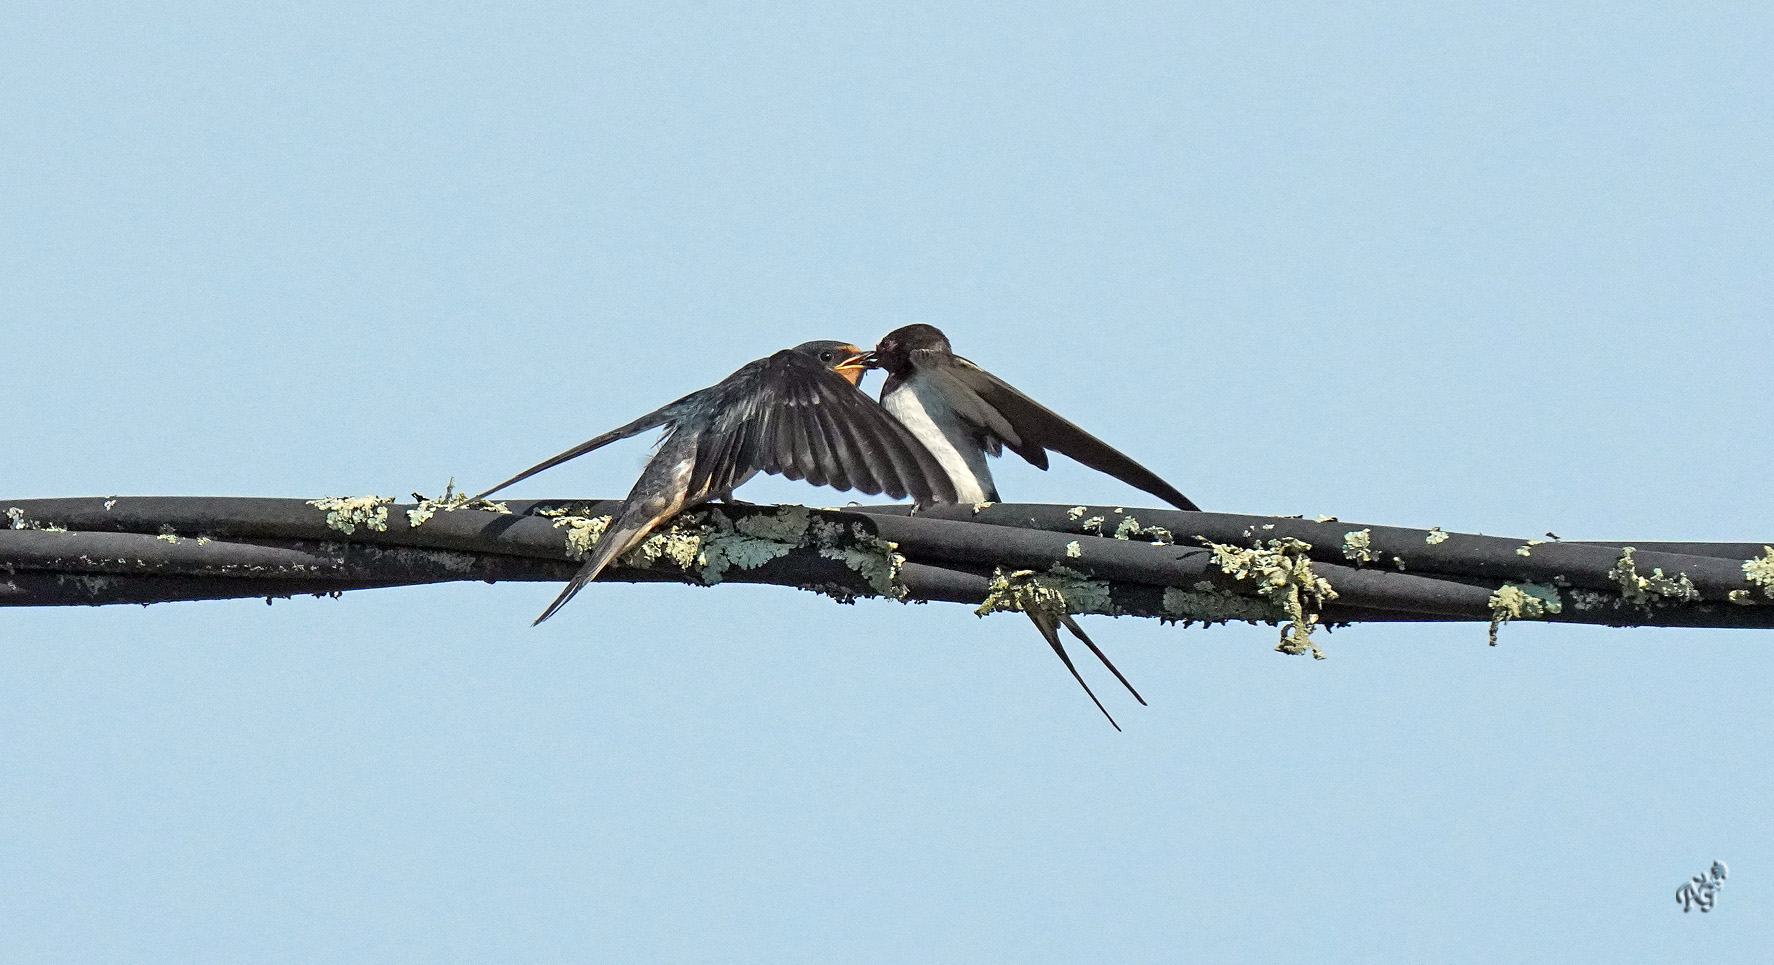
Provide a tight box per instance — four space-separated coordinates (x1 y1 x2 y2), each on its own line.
792 340 871 386
866 324 951 376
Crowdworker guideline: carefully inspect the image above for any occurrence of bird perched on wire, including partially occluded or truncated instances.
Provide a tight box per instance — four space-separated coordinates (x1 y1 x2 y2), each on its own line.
864 323 1198 728
474 340 958 624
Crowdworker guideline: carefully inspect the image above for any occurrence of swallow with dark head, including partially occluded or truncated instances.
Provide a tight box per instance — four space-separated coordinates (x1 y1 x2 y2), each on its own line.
865 323 1197 728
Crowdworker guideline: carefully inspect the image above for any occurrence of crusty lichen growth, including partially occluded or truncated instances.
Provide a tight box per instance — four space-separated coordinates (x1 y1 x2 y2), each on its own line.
1161 583 1284 626
1111 516 1174 544
406 479 512 528
1206 537 1337 658
1742 547 1774 601
809 517 905 599
976 565 1116 621
539 505 903 599
1066 540 1082 558
972 501 995 514
1079 515 1107 534
1487 582 1563 646
1609 546 1700 606
1341 529 1377 564
1425 527 1449 545
156 525 180 544
1067 506 1089 520
307 496 392 535
6 507 67 532
1515 540 1545 558
548 513 613 560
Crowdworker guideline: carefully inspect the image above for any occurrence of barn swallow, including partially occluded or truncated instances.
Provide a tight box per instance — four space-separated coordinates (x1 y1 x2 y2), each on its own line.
866 323 1190 727
475 341 958 624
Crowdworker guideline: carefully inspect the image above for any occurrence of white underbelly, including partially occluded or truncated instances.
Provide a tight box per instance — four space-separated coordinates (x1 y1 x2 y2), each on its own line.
882 379 996 504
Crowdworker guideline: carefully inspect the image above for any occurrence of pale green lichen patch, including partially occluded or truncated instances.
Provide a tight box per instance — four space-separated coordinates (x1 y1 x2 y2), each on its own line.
1515 540 1545 558
1425 527 1449 545
1066 540 1082 558
156 525 180 544
1742 547 1774 600
1206 537 1337 658
1342 529 1377 564
697 507 810 583
406 479 512 528
1487 582 1563 646
1161 584 1283 626
810 518 905 599
307 496 392 535
1109 516 1174 544
1067 506 1089 520
1610 547 1700 606
4 507 63 532
976 565 1116 621
550 514 612 560
1079 516 1106 534
972 501 995 514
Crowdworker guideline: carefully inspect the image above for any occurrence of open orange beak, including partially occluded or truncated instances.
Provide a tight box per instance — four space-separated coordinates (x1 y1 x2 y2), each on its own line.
833 346 871 386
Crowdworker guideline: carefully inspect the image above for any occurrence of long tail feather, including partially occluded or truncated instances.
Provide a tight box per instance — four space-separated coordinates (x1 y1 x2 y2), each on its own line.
1060 614 1147 706
1026 611 1120 731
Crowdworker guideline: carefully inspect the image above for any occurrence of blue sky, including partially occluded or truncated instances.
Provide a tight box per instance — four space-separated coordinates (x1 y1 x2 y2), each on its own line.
3 2 1772 961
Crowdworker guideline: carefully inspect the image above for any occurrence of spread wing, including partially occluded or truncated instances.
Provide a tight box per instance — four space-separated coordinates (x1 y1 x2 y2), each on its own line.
913 351 1200 511
689 350 960 505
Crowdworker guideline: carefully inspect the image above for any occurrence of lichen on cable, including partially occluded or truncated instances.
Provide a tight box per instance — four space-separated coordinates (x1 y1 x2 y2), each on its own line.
1486 582 1563 646
1742 547 1774 601
1160 582 1283 626
1112 515 1174 544
976 565 1115 621
5 507 66 533
406 479 512 528
1425 527 1450 545
1609 546 1700 606
306 496 393 535
1341 529 1377 564
1205 537 1337 658
809 517 905 599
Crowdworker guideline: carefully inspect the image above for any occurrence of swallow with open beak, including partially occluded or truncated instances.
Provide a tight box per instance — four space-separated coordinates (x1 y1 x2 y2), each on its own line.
866 323 1196 728
475 340 958 624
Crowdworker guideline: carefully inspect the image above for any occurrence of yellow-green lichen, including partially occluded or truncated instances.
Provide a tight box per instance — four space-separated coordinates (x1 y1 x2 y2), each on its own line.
1341 529 1377 564
1065 540 1082 558
1610 546 1700 606
1079 516 1106 534
1206 537 1337 659
156 525 180 544
1487 582 1563 646
550 514 612 560
972 501 995 514
1515 540 1546 558
1110 516 1174 544
1425 527 1449 545
406 479 512 528
307 496 392 535
976 566 1116 620
1161 583 1284 625
1067 506 1089 520
1742 547 1774 600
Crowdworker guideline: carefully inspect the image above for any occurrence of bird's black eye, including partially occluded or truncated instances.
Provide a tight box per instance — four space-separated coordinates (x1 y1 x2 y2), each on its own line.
820 350 835 362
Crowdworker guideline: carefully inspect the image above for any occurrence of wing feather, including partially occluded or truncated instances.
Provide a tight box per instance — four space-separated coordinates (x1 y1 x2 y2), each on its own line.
916 355 1200 511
